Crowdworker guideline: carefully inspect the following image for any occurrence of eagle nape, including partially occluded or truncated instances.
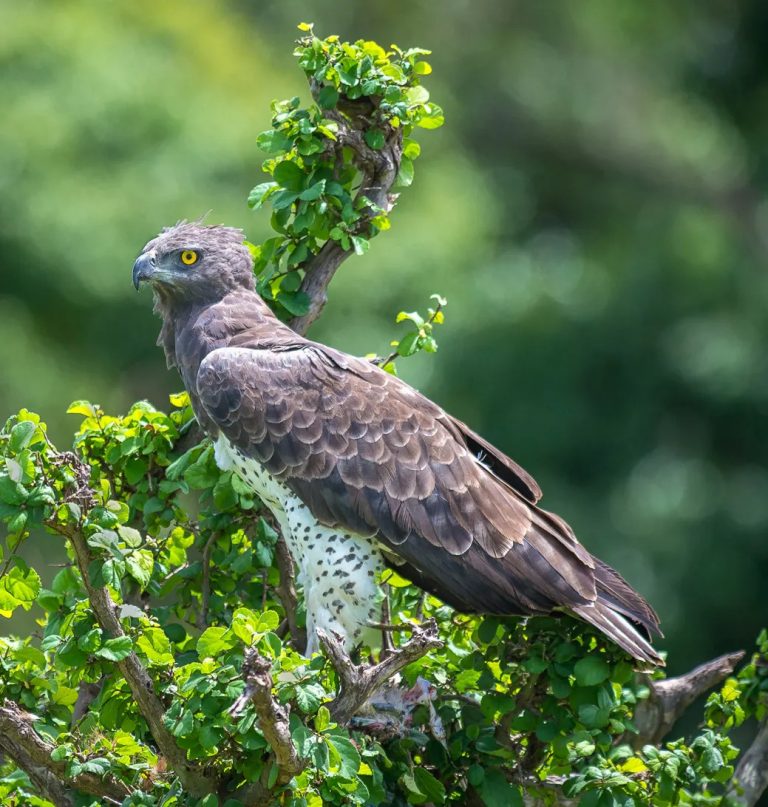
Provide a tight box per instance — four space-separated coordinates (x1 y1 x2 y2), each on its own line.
134 221 664 669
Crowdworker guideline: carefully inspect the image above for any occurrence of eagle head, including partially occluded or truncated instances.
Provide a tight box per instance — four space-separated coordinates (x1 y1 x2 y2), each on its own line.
132 222 254 303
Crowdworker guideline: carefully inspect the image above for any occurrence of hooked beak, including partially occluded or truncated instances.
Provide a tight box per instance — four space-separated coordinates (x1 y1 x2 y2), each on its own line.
132 253 155 290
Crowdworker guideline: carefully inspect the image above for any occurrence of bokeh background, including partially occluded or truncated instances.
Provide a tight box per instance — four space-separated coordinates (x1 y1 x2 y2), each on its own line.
1 0 767 682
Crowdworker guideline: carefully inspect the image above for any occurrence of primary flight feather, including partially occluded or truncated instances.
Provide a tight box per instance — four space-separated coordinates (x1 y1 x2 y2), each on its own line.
133 222 663 665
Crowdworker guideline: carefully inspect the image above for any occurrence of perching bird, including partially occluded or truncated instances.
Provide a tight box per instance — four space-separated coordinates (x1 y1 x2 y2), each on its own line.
133 222 663 665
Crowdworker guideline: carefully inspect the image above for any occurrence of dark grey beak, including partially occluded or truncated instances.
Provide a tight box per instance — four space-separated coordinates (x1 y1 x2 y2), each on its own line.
132 253 154 290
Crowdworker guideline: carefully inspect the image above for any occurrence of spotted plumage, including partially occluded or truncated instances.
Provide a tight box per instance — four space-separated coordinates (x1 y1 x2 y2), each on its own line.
133 222 663 665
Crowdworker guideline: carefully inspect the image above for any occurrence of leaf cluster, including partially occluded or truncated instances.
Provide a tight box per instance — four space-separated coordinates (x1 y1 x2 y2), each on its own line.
247 25 443 319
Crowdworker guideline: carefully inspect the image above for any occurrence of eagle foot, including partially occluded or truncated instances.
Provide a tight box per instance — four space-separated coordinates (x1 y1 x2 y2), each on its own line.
317 619 443 727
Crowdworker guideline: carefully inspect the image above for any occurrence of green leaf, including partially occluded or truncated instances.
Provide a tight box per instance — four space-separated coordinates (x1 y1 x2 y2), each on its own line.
364 129 385 150
417 104 445 129
477 769 523 807
136 626 174 666
101 558 125 589
294 682 325 713
397 332 421 357
326 734 360 779
413 768 445 804
315 705 331 732
125 549 153 589
397 157 414 187
9 421 36 452
299 180 326 201
77 627 103 653
198 626 236 658
273 160 305 192
165 443 205 481
66 400 98 417
256 130 293 154
230 607 280 645
248 181 279 210
277 291 310 316
317 85 339 109
95 636 133 662
405 85 430 104
0 564 41 614
574 655 611 686
0 474 27 506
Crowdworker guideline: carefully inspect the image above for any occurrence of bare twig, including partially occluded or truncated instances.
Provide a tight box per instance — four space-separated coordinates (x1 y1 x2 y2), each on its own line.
0 700 130 805
727 716 768 806
273 536 307 652
228 649 306 787
379 591 396 659
317 618 443 725
632 650 745 747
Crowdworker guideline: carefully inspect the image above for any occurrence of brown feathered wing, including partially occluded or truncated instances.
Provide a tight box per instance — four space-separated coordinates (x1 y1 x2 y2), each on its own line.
196 342 662 664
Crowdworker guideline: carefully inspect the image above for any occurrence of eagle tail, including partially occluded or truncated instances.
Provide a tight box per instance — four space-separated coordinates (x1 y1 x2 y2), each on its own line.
570 557 664 667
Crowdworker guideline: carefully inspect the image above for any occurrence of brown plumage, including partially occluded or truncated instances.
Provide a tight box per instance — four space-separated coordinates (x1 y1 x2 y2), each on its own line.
133 222 663 665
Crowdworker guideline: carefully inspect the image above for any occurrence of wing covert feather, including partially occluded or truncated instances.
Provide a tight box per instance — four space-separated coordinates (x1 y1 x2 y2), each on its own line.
196 344 597 612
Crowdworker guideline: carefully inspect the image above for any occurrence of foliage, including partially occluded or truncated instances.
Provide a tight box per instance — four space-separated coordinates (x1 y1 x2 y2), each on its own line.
0 23 766 807
247 25 443 319
0 402 764 804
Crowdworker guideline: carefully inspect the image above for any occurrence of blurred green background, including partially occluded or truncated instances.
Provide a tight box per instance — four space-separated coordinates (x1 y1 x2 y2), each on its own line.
1 0 766 677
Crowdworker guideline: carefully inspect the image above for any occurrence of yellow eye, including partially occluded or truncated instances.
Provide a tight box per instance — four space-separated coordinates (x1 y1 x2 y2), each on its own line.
180 250 198 266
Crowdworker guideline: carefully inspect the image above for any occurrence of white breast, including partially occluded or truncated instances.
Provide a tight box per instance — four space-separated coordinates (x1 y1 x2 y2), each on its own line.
213 435 384 654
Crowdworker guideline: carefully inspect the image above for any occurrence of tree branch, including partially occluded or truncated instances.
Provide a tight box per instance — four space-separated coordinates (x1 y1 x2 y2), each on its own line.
50 451 217 798
71 679 103 727
289 88 402 336
0 700 130 805
727 716 768 806
632 650 745 747
317 618 443 725
273 536 307 652
228 649 306 787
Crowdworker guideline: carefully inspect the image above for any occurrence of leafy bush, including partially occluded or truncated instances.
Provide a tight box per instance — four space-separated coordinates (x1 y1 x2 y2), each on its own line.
0 26 765 807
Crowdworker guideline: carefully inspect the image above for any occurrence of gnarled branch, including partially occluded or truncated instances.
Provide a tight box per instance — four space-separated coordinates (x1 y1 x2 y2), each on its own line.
632 650 745 747
273 535 307 652
289 86 402 336
727 716 768 806
0 699 130 805
229 649 305 795
318 618 443 725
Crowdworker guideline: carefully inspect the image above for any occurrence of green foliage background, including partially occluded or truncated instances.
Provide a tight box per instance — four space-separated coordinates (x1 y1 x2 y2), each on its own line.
1 0 767 723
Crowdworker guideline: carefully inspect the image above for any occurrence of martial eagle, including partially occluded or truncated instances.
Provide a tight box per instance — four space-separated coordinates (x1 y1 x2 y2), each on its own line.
133 222 662 665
